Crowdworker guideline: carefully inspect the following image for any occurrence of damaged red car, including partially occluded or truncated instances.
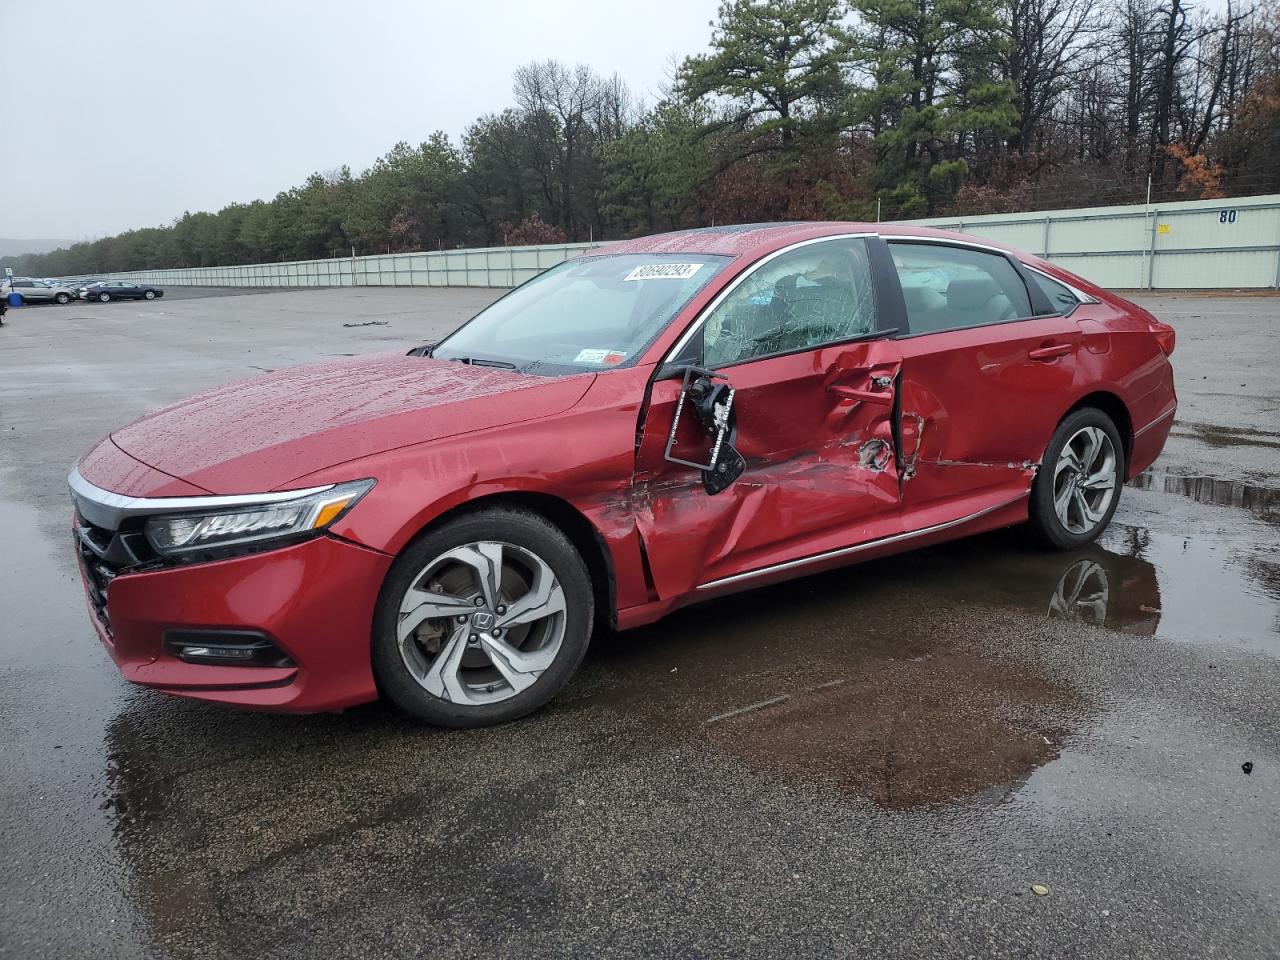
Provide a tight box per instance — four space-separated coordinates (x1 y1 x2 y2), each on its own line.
70 223 1177 726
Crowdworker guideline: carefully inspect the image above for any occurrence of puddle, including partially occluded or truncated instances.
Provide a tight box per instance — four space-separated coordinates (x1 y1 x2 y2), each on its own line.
699 652 1075 809
1120 469 1280 645
1130 469 1280 525
578 541 1103 810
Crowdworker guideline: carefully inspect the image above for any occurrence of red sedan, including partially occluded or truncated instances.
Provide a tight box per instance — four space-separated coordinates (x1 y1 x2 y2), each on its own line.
70 223 1177 726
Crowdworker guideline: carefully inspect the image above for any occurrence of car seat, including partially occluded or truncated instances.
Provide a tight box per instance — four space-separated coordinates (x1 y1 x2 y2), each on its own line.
901 284 948 333
943 276 1015 328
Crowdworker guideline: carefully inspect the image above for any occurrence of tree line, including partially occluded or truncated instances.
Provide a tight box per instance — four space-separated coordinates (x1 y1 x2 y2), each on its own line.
8 0 1279 277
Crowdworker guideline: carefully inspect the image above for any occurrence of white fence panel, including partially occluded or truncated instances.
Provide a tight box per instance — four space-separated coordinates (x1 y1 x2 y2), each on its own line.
79 196 1280 290
906 193 1280 289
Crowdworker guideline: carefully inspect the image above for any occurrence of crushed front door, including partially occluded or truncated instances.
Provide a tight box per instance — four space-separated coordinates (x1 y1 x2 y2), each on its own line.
632 338 905 599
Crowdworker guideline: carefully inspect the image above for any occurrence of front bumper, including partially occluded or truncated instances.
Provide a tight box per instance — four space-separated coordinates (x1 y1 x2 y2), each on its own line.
77 533 393 712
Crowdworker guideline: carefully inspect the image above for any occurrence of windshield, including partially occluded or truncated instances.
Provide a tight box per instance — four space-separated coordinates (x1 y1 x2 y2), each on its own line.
432 253 731 375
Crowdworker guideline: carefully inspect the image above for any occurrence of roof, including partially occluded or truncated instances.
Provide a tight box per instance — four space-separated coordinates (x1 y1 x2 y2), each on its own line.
584 221 1028 261
586 222 868 258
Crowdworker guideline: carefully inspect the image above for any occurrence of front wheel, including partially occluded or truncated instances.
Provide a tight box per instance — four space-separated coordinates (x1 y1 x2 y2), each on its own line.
55 292 71 304
372 507 594 727
1029 408 1124 549
143 290 156 300
98 292 110 303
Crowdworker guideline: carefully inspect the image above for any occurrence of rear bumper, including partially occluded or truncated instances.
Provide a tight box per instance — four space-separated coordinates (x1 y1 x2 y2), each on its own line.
79 534 392 712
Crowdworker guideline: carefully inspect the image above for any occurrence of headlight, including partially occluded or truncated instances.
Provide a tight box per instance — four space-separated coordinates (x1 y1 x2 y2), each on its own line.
143 479 374 557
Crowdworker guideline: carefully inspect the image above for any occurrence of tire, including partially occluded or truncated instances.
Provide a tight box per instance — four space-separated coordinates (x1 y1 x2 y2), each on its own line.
55 292 71 304
372 507 594 727
144 290 156 300
98 293 110 302
1029 408 1125 549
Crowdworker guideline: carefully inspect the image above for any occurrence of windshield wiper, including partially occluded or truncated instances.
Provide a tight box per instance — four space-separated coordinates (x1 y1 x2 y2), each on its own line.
447 356 518 370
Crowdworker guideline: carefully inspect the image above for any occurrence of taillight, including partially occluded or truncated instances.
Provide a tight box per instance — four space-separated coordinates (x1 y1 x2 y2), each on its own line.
1149 320 1176 356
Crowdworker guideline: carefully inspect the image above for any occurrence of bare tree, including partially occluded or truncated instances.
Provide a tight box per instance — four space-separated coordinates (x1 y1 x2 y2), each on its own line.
512 60 620 240
1002 0 1099 156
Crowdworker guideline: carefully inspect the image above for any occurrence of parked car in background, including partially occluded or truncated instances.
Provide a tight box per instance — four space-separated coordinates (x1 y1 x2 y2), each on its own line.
49 278 97 299
70 279 106 298
2 278 77 304
80 280 164 302
68 222 1177 727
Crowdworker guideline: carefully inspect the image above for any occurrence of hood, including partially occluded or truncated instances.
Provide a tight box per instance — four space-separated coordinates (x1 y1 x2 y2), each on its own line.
109 354 595 493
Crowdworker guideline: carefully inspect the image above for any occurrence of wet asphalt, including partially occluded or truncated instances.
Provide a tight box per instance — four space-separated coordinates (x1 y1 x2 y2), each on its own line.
0 288 1277 959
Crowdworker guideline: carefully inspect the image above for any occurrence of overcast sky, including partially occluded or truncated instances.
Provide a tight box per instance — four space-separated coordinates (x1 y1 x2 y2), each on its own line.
1 0 719 241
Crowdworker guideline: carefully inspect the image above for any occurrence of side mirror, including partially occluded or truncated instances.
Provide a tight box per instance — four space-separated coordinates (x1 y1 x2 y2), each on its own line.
406 342 436 357
662 365 747 495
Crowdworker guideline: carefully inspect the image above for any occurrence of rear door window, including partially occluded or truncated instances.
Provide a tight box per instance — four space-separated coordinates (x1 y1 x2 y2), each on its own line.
888 242 1033 335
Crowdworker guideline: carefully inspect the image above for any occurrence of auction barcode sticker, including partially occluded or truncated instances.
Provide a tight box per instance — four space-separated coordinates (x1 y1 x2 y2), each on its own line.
623 263 703 281
573 348 627 365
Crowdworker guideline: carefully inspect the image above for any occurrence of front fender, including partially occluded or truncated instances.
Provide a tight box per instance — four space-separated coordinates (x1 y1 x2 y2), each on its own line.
291 368 657 613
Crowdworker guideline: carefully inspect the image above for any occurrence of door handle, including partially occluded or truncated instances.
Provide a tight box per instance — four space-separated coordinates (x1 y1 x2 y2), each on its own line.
1028 343 1073 361
829 383 893 405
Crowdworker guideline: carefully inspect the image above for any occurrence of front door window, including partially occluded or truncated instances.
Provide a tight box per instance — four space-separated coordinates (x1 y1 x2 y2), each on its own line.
703 238 878 367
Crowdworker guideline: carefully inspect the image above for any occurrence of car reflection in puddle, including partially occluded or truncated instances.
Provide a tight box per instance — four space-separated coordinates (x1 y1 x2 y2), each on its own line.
1130 469 1280 525
1121 470 1280 649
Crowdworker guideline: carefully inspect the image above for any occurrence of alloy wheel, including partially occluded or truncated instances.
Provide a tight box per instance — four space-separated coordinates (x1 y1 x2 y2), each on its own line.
1052 426 1117 535
396 540 567 706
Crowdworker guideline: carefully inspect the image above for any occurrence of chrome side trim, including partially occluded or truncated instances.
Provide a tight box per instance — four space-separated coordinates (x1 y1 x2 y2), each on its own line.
663 232 877 363
1133 405 1176 438
884 235 1101 304
68 465 333 532
696 493 1026 591
662 229 1103 364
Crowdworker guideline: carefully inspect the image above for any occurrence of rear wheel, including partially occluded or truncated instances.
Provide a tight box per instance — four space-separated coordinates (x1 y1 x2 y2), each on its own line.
98 292 110 303
372 507 594 727
1029 408 1124 549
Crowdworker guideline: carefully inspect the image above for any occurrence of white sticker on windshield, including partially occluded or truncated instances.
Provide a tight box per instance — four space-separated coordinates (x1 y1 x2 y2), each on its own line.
623 262 703 282
574 348 627 365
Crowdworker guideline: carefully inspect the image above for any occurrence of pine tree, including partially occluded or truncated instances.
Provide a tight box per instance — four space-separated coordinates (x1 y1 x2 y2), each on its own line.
852 0 1018 215
681 0 856 159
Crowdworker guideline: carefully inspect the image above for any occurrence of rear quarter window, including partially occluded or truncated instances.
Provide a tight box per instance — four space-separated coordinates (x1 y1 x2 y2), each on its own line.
1028 271 1082 314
